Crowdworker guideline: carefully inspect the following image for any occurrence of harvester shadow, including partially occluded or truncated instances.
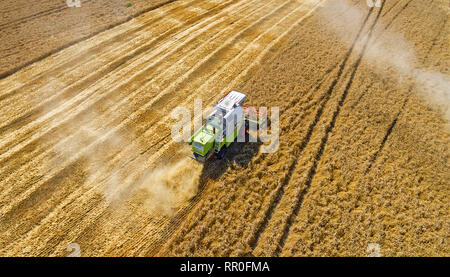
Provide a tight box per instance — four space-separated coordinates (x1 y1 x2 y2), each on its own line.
198 132 262 183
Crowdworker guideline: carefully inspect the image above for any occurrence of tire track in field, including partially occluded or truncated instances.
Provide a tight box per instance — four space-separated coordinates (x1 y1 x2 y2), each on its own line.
382 0 403 17
0 2 78 29
424 17 447 61
248 5 377 254
279 0 446 255
384 0 414 30
275 1 387 255
364 95 410 174
349 80 375 111
0 0 36 16
361 0 444 173
363 0 444 174
255 0 418 255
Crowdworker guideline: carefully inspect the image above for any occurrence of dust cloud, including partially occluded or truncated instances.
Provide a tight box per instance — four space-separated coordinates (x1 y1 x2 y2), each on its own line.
319 0 450 120
137 155 202 216
48 103 202 217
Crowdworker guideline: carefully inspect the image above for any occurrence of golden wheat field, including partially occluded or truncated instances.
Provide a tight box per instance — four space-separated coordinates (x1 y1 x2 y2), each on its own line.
0 0 448 257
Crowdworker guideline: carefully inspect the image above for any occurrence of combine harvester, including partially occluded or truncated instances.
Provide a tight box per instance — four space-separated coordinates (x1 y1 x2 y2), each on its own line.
188 91 266 163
